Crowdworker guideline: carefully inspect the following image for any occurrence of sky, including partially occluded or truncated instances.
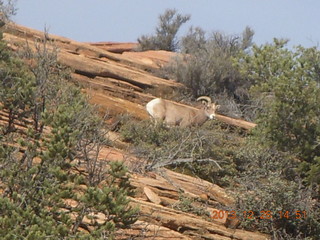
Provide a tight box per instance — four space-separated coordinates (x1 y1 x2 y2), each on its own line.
12 0 320 48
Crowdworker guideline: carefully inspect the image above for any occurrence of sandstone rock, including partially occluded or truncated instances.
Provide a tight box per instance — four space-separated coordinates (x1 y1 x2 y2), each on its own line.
215 114 257 130
115 220 192 239
89 42 138 53
122 50 177 69
164 169 234 206
144 186 162 204
4 23 256 130
199 193 209 201
129 198 270 240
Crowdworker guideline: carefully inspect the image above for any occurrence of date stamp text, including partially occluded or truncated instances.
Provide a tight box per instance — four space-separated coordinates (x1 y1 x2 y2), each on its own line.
211 210 307 220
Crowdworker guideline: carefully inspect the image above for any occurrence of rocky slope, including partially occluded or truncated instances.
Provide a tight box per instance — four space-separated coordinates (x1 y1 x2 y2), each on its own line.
2 23 267 239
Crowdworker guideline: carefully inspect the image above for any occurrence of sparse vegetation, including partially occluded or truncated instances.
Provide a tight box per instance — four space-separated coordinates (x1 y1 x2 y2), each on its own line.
0 0 16 23
137 9 190 52
232 141 320 238
119 118 242 187
163 26 255 119
172 193 210 218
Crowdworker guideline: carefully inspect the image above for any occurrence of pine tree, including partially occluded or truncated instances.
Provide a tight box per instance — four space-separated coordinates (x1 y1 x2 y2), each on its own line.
0 23 137 239
236 39 320 184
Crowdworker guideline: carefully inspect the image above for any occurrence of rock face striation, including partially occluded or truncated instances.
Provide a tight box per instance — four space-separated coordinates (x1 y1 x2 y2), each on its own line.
4 23 256 130
1 23 267 239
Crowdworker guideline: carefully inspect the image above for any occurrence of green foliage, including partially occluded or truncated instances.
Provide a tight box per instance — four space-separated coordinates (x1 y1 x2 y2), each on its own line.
137 8 190 52
233 142 320 239
160 26 254 119
229 40 320 239
0 34 35 133
0 197 70 239
74 161 138 239
0 30 137 238
236 39 320 184
170 27 254 98
120 118 241 186
172 193 210 218
0 128 74 239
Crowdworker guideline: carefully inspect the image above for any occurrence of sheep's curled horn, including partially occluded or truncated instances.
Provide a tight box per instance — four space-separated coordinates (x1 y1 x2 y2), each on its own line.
196 96 212 106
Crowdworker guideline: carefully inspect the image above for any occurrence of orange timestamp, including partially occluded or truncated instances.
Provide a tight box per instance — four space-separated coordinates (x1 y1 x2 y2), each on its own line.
211 210 307 220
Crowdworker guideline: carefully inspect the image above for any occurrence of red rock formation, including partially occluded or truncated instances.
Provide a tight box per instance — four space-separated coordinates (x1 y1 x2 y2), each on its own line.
1 23 267 239
88 42 138 53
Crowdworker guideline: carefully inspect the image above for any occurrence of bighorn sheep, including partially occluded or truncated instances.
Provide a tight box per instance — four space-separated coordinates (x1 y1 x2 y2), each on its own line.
146 96 220 127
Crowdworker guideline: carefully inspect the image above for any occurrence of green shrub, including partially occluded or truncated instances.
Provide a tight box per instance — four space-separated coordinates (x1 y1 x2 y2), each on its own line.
235 40 320 184
231 40 320 239
172 193 210 218
0 27 137 238
137 9 190 52
161 26 255 119
232 142 320 239
119 118 242 186
172 27 254 97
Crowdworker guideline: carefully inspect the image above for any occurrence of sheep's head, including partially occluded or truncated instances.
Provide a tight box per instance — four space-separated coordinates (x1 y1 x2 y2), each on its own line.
196 96 220 119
